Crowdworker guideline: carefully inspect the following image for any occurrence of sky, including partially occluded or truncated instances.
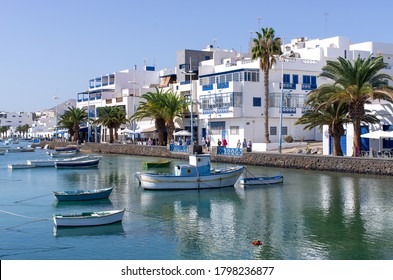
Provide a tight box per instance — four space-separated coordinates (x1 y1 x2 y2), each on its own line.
1 0 392 112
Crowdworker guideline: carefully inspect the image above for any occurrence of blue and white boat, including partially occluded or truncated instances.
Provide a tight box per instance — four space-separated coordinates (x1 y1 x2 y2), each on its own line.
53 209 125 227
239 175 283 186
136 153 244 190
53 187 113 201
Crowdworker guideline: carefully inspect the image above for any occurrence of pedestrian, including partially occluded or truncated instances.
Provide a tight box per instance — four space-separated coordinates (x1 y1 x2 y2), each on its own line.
236 139 241 148
242 139 247 148
247 139 252 151
201 137 206 149
178 138 183 146
222 138 227 148
206 137 211 151
217 139 222 146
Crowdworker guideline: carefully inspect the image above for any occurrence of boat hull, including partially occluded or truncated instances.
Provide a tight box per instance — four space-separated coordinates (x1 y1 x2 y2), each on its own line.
53 209 125 227
239 175 283 186
55 158 100 169
53 187 113 201
140 166 244 190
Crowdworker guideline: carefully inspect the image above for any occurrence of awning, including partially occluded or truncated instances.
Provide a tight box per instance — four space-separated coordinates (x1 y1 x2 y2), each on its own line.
141 126 157 133
361 130 393 139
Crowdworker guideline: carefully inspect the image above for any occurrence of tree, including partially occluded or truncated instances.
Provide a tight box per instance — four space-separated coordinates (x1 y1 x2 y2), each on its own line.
95 106 127 143
162 91 188 145
296 90 351 156
251 27 282 143
130 88 168 145
58 106 87 142
0 126 10 138
319 55 393 156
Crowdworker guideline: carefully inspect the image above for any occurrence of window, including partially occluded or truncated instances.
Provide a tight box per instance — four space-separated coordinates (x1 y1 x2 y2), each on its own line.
282 126 288 135
210 121 225 134
230 126 239 135
283 74 290 83
293 74 298 84
253 97 261 107
270 127 277 135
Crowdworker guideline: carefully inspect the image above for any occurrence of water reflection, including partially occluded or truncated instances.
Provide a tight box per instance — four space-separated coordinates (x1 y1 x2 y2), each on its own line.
53 223 124 238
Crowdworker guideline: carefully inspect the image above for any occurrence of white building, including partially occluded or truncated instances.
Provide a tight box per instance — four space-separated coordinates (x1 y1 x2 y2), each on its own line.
76 66 169 142
0 111 34 137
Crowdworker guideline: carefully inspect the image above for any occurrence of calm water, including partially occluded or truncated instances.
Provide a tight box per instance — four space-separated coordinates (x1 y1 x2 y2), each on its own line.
1 143 393 260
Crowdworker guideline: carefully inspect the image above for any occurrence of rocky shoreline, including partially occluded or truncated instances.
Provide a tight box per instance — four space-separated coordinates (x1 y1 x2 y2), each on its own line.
38 141 393 176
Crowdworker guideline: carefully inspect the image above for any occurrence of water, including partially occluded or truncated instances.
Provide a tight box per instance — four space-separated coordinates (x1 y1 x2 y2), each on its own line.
1 143 393 260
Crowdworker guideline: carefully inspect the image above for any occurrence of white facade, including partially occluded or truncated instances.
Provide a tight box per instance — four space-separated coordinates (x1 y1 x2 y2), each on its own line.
76 67 165 142
0 111 34 137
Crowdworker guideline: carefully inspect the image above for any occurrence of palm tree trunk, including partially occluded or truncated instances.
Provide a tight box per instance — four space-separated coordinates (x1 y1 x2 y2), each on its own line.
353 120 361 157
263 70 270 143
332 134 343 156
109 127 114 143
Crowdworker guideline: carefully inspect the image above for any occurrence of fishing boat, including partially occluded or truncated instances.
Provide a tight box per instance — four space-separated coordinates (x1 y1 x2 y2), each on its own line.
143 159 171 168
53 209 125 227
27 155 94 167
8 163 36 169
54 156 101 169
50 150 79 158
55 145 80 152
137 153 244 190
239 175 284 186
0 150 5 155
53 187 113 201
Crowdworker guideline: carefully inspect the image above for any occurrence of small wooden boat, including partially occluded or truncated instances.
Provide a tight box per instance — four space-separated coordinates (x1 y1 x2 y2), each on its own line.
54 157 101 169
0 150 5 155
27 155 94 167
137 154 244 190
143 159 171 168
50 150 79 158
8 163 36 169
53 187 114 201
55 146 80 152
239 175 283 186
53 209 125 227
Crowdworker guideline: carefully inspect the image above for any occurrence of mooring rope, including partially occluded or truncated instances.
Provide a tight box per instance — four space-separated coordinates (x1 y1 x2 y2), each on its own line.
0 209 51 221
14 193 52 204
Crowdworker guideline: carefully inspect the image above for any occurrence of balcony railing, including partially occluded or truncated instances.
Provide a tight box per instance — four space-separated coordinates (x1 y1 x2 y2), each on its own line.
217 147 242 156
169 144 188 153
282 107 297 114
301 84 317 90
202 84 214 91
217 81 229 89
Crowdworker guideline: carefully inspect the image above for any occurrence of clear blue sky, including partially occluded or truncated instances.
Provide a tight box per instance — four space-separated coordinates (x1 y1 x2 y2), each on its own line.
1 0 392 112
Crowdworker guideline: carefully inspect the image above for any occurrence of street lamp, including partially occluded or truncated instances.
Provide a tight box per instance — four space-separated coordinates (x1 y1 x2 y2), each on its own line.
53 96 60 134
278 50 289 153
87 90 91 142
181 70 196 144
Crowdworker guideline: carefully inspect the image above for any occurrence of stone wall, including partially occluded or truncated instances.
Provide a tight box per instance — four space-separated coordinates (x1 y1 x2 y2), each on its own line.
38 141 393 176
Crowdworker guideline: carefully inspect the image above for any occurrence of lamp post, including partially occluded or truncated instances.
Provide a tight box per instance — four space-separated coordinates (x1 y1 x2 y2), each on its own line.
87 90 91 142
53 95 60 135
181 70 196 144
278 52 288 154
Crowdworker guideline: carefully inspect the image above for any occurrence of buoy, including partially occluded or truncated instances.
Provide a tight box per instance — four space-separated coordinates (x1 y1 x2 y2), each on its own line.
251 240 263 246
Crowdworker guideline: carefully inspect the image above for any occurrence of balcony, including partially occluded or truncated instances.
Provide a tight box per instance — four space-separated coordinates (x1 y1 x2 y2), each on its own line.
202 84 214 91
301 84 317 90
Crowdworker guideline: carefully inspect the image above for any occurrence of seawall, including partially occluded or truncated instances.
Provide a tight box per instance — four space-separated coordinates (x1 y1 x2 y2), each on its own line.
39 142 393 176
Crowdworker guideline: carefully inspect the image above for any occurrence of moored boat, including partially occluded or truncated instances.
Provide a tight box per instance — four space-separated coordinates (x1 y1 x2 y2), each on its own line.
53 209 125 227
239 175 284 186
137 153 244 190
50 150 79 158
8 163 37 169
53 187 114 201
54 157 101 169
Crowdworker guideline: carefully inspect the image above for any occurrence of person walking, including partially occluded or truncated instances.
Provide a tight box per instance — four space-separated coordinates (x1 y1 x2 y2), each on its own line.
242 139 247 148
206 137 211 152
217 139 222 146
236 139 241 148
222 138 227 148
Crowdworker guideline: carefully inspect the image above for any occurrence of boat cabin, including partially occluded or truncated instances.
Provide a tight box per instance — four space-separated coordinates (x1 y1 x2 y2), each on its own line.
174 154 211 176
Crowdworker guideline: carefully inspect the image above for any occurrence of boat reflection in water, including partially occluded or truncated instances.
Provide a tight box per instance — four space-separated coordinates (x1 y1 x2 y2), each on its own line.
53 222 125 238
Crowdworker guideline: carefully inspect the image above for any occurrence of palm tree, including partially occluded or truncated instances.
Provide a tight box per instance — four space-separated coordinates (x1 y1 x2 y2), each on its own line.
131 88 167 145
296 90 351 156
21 124 30 138
0 126 10 138
162 91 189 145
58 107 87 142
95 106 127 143
251 27 282 143
319 55 393 156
